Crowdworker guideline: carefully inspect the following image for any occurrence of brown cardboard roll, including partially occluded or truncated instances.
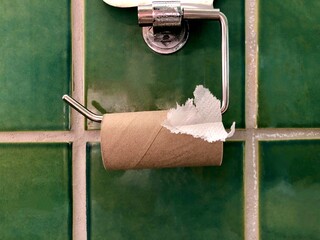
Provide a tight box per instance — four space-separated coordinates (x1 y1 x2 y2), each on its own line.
100 110 223 170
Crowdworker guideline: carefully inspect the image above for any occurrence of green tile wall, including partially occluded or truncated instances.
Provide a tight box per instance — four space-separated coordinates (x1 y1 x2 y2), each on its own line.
87 142 244 240
258 0 320 127
2 0 319 238
0 0 71 131
85 0 245 129
0 143 72 239
259 141 320 239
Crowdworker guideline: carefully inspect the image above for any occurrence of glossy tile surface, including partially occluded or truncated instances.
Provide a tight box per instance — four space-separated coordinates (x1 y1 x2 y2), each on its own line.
87 142 244 240
0 144 72 239
259 141 320 239
85 0 245 129
0 1 71 131
258 1 320 127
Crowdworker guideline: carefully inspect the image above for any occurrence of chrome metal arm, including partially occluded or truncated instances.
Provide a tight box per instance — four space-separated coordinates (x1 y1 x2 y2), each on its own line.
138 5 229 113
184 9 229 113
62 95 103 123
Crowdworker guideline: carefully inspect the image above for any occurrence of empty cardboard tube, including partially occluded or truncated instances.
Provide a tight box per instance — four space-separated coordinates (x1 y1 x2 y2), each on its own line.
101 110 223 170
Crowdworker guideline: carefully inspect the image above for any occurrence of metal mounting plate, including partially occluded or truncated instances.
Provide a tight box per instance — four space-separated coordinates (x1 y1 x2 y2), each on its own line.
142 21 189 54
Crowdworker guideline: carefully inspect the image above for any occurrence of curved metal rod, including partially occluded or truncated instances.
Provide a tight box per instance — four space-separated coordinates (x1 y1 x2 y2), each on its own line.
137 6 229 113
184 9 229 113
63 11 228 119
62 95 103 123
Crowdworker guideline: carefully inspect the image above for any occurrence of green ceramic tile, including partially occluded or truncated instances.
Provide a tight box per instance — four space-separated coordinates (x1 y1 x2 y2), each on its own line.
258 1 320 127
0 144 72 239
259 141 320 240
85 0 245 129
87 142 244 240
0 1 71 131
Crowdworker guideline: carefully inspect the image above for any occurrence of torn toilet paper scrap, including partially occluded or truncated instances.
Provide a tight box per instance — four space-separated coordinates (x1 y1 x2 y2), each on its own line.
162 85 235 142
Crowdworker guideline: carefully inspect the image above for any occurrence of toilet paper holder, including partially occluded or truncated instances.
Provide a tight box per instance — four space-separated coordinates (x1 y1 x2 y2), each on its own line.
139 0 229 113
138 1 227 55
62 0 229 119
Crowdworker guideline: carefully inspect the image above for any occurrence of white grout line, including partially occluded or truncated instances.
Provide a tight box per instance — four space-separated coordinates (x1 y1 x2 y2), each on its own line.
71 0 87 239
245 0 259 239
256 128 320 141
0 131 100 143
244 130 260 240
245 0 259 130
0 131 73 143
1 128 319 143
228 129 247 141
72 140 87 240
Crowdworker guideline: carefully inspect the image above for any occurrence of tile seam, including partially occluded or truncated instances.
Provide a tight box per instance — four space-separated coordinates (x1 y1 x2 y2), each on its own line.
244 131 260 240
256 128 320 140
1 128 319 143
245 0 259 129
245 0 260 239
71 0 87 239
0 131 100 143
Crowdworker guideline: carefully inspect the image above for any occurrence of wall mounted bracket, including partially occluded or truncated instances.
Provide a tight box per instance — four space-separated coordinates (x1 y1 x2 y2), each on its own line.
138 1 189 54
137 1 229 112
90 0 229 113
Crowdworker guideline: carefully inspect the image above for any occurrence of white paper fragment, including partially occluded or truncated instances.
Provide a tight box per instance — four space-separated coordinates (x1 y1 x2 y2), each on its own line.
102 0 214 9
162 85 235 142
